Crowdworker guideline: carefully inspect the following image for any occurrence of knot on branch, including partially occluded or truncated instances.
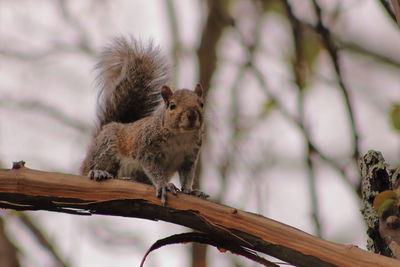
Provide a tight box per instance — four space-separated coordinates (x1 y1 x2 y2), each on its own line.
12 161 26 169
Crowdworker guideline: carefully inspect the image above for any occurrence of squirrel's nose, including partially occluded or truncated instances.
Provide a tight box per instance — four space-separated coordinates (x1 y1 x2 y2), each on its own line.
187 110 197 122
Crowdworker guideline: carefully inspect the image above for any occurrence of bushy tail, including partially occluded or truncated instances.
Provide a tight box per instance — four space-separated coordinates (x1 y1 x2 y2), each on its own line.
96 36 169 127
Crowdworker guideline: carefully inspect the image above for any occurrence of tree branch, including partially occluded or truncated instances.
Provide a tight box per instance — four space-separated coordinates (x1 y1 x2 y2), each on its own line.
338 39 400 70
164 0 181 89
16 212 70 267
0 166 398 266
311 0 360 163
197 0 231 93
0 216 20 267
391 0 400 25
228 16 355 196
284 0 322 237
0 96 90 134
378 0 399 25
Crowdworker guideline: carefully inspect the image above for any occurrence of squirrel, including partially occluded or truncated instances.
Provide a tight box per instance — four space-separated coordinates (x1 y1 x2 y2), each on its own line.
80 36 207 204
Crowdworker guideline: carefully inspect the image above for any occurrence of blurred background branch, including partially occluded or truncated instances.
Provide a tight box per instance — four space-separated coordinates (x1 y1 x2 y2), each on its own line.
0 215 20 267
16 212 70 267
311 0 360 163
391 0 400 24
56 0 96 56
379 0 400 24
164 0 181 89
284 0 322 238
0 96 89 133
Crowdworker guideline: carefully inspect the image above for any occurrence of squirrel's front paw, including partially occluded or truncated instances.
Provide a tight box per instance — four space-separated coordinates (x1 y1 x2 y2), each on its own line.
88 170 113 181
156 183 179 205
183 188 209 199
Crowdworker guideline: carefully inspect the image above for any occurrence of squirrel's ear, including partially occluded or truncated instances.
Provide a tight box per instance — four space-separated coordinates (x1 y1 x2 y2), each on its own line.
161 85 173 104
194 83 203 98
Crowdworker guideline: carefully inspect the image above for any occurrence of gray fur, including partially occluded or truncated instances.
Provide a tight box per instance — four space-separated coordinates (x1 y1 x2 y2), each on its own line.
96 36 168 127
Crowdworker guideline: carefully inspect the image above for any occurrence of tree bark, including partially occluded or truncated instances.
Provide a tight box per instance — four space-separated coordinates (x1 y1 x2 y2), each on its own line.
360 150 400 258
0 166 399 267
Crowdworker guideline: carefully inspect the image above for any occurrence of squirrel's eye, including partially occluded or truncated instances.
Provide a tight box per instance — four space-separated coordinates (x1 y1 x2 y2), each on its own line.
200 102 204 108
169 103 176 110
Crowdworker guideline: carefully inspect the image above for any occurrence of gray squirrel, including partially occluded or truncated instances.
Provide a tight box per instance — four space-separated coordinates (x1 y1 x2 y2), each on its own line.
81 37 206 204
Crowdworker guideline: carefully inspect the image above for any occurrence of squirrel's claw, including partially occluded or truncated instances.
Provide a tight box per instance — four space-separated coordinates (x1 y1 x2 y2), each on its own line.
156 183 179 205
166 183 179 195
89 170 113 181
191 190 209 199
183 188 209 199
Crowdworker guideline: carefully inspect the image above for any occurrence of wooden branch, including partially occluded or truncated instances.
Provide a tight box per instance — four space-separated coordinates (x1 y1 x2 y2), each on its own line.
0 167 398 267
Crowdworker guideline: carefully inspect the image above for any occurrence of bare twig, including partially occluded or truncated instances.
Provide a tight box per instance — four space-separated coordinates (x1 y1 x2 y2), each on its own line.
217 0 265 204
0 0 98 61
338 39 400 69
164 0 181 88
0 45 89 61
0 96 90 133
391 0 400 25
283 0 322 238
16 212 70 267
311 0 360 163
249 59 354 193
216 65 246 203
56 0 95 55
229 21 354 197
378 0 399 25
